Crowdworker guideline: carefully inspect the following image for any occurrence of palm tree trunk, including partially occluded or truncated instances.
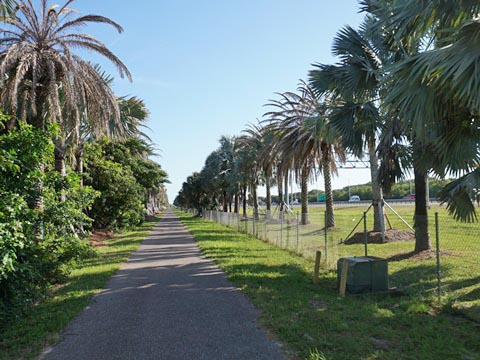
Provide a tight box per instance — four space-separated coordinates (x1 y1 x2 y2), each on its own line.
234 192 239 214
368 140 385 234
414 169 431 252
242 185 247 218
75 147 84 187
277 171 283 219
323 160 335 228
54 145 67 202
252 183 259 220
265 176 271 211
301 165 309 225
223 191 228 212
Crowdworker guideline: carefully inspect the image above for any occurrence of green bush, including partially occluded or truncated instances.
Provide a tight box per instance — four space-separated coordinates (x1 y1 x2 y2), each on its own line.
0 124 96 313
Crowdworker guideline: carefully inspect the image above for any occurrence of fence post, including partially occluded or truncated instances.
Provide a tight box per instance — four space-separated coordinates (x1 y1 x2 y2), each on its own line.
253 214 256 237
296 211 299 251
435 212 441 301
324 211 328 266
280 212 284 247
363 212 368 257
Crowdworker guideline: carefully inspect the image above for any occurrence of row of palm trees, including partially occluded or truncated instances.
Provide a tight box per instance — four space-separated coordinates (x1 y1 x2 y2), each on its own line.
177 0 480 253
0 1 167 204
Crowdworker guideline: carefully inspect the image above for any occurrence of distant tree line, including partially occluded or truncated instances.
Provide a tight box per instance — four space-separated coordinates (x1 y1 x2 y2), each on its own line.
263 179 452 203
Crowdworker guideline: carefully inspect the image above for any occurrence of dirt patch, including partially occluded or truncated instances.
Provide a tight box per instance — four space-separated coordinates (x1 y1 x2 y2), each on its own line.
344 229 415 245
89 229 114 248
388 249 450 261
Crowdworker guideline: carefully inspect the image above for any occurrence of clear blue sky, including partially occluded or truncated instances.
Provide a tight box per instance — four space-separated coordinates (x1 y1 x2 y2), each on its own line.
74 0 370 202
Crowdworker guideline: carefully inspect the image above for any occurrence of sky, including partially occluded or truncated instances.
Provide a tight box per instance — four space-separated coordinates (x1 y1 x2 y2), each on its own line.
73 0 371 202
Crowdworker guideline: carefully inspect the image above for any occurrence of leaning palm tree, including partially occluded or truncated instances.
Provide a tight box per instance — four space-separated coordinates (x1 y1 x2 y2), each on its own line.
0 0 131 169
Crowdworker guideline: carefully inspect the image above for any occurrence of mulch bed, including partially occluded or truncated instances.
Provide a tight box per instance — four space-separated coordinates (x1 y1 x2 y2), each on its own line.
344 229 415 245
89 229 114 248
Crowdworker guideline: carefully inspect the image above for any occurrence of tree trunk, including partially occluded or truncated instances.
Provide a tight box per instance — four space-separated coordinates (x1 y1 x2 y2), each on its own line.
252 183 259 220
301 165 309 225
242 185 247 218
54 145 67 202
223 191 228 212
265 176 271 211
284 171 289 207
234 193 239 214
277 171 283 219
323 160 335 228
75 148 84 187
368 140 385 233
414 169 431 252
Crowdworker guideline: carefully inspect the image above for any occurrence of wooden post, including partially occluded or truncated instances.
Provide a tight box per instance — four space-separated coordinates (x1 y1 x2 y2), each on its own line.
339 260 349 297
313 251 322 285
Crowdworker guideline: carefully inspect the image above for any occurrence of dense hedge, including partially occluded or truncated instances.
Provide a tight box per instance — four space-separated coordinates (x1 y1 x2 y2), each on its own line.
0 126 168 314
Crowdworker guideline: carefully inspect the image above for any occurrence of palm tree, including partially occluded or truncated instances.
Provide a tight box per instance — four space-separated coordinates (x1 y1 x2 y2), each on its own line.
309 19 388 234
0 0 131 178
236 134 262 220
243 123 276 216
365 0 480 223
265 81 345 226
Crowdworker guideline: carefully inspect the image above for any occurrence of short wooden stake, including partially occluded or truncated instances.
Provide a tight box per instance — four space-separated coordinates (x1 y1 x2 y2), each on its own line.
313 251 322 285
339 260 349 297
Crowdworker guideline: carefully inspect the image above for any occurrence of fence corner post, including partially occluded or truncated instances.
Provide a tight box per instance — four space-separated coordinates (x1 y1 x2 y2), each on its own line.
435 212 441 302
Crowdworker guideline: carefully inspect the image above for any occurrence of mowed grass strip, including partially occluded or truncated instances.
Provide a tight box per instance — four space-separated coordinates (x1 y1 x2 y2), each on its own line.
0 215 162 360
178 212 480 360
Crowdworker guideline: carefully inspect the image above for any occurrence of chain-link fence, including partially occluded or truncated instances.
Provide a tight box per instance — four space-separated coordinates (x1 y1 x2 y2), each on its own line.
201 203 479 304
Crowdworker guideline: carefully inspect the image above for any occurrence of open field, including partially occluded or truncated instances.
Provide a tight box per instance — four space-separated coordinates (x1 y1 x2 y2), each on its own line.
204 204 480 321
179 211 480 359
0 216 161 360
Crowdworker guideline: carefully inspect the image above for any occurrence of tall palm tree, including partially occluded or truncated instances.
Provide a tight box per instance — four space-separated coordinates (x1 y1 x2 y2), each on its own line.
309 18 388 234
243 122 276 216
365 0 480 223
0 0 131 171
265 81 345 226
236 134 262 220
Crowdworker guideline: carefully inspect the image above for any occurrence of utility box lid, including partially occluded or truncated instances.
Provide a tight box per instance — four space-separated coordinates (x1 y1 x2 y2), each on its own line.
337 256 388 295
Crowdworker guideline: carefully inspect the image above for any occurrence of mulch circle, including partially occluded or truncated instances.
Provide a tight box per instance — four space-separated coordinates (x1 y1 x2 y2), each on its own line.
343 229 415 245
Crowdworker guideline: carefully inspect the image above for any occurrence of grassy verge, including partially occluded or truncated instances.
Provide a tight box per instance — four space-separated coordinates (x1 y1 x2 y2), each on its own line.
0 215 161 360
178 211 480 360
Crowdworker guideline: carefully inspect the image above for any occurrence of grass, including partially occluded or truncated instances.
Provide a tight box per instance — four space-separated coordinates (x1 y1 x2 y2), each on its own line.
0 215 161 360
208 204 480 321
178 211 480 360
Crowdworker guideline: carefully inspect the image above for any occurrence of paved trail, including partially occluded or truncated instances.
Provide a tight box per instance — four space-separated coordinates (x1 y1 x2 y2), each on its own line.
45 210 284 360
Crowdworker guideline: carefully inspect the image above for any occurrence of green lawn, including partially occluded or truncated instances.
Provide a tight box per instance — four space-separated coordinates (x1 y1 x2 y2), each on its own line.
179 211 480 360
0 215 161 360
206 204 480 320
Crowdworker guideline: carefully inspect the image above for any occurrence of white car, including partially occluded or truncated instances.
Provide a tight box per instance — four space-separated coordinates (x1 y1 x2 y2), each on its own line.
348 195 360 202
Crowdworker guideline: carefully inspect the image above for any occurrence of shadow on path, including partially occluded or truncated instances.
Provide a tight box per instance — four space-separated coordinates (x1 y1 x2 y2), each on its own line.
45 210 284 360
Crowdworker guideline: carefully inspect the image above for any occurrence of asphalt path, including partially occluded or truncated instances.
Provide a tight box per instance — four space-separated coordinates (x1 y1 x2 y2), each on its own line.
45 210 285 360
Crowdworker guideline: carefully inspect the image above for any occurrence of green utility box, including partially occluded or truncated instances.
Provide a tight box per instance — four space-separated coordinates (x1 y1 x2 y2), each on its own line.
337 256 388 294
